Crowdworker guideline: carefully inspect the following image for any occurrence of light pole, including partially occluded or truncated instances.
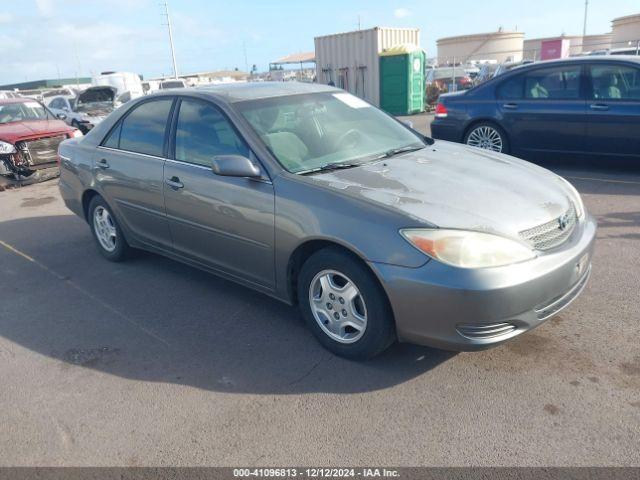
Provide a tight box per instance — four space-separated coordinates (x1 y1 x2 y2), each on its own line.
582 0 589 38
161 1 179 79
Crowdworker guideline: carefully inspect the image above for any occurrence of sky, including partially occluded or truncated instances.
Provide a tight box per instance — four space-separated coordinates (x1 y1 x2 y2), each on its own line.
1 0 639 86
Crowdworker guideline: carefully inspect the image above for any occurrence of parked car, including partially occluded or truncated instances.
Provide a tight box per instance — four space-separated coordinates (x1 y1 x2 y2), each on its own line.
42 87 78 105
0 90 21 99
53 86 128 134
425 67 473 106
431 56 640 161
0 98 81 178
48 93 107 134
59 83 595 359
160 79 190 90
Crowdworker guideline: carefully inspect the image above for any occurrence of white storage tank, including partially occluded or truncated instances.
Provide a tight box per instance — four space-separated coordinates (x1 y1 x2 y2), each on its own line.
611 13 640 49
437 30 524 64
314 27 421 107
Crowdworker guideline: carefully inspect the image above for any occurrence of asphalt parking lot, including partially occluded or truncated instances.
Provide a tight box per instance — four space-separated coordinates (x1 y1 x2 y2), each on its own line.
0 157 639 466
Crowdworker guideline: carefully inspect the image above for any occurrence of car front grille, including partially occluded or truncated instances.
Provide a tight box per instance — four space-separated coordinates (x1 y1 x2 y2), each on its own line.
519 203 577 251
17 135 66 166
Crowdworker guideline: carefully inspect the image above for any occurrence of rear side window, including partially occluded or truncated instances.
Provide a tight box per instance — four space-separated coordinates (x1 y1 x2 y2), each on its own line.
174 98 249 166
590 64 640 101
111 99 173 156
497 75 524 99
523 66 582 100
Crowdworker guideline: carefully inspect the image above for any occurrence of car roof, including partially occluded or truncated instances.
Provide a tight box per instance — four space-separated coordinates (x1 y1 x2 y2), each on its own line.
508 55 640 72
194 81 338 103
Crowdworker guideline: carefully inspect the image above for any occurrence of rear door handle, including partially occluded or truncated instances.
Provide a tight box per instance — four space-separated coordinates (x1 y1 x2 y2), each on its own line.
165 176 184 189
590 103 609 111
97 158 110 169
502 102 519 110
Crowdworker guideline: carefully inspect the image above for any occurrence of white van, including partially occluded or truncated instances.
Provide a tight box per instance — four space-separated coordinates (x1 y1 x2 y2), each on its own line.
92 72 144 101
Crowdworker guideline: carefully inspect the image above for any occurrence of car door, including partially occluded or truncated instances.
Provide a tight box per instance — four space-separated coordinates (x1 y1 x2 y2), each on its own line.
585 62 640 159
96 97 174 251
496 64 587 156
163 97 275 288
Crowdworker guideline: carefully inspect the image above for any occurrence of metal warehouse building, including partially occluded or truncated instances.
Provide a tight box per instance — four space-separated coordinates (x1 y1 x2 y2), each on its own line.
436 30 524 64
314 27 420 107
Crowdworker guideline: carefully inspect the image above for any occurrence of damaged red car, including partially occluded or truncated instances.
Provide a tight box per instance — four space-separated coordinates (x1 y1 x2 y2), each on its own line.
0 97 82 179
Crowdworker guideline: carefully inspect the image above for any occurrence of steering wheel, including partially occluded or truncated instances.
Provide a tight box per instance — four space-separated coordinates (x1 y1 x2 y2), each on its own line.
334 129 363 150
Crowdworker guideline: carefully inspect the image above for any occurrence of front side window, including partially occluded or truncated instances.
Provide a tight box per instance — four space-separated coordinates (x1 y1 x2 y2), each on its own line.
523 65 582 100
174 99 249 167
590 64 640 100
115 99 173 156
236 92 424 173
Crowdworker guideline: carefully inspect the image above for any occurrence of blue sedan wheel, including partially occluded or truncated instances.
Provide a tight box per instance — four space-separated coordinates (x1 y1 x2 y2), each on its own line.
465 124 508 153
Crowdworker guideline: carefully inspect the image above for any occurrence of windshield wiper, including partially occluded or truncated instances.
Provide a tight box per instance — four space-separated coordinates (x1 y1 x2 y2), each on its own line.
299 162 361 175
380 144 426 158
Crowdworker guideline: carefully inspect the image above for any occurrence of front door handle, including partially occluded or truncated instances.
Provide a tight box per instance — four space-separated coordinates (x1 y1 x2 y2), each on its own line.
165 176 184 189
590 103 609 111
97 158 110 169
502 102 519 110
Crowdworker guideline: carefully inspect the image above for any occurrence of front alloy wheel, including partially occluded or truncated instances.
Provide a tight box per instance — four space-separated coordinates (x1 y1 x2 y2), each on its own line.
309 269 368 344
298 248 396 359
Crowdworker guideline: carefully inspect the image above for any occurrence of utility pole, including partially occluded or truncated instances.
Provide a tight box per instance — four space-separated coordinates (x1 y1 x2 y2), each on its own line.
582 0 589 37
243 41 249 73
161 1 179 79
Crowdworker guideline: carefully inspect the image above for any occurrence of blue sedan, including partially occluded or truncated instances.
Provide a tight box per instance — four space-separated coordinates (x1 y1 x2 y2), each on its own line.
430 56 640 161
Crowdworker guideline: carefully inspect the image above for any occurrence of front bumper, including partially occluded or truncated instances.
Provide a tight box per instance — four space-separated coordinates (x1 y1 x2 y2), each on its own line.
370 214 597 351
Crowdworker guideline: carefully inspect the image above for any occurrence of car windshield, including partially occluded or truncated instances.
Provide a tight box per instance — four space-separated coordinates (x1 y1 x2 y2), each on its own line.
0 101 52 124
236 92 424 173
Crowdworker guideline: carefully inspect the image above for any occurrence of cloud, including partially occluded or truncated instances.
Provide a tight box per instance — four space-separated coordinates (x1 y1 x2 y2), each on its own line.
35 0 55 17
394 8 412 19
0 12 13 23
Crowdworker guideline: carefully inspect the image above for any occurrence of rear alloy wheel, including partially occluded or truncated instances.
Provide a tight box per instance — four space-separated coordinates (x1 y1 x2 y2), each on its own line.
88 196 131 262
298 248 395 359
465 123 508 153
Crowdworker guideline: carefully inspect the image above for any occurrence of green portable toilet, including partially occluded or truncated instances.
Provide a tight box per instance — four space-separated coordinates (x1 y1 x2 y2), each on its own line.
379 44 425 115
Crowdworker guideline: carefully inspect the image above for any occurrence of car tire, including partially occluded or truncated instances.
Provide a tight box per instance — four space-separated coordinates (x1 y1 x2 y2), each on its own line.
464 122 510 154
297 247 396 360
88 195 131 262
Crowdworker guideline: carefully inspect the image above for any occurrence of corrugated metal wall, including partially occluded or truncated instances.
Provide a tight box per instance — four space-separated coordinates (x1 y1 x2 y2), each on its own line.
315 27 420 107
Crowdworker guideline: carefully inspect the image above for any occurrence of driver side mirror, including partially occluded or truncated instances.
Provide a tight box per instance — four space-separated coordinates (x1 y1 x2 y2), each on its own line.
211 155 261 178
56 113 67 120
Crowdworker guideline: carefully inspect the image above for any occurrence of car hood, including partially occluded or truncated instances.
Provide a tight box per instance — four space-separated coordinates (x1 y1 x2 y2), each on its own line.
0 119 72 143
308 140 574 238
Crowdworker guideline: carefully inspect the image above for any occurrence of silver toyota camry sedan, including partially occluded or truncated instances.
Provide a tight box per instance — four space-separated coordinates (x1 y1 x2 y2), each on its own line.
58 82 596 359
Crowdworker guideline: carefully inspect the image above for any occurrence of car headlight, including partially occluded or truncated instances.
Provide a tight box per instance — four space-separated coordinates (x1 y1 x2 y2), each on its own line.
400 228 536 269
558 177 584 219
70 129 83 138
0 140 17 154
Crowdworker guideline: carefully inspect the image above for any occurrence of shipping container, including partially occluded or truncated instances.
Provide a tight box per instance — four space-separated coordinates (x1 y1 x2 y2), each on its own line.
314 27 421 107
